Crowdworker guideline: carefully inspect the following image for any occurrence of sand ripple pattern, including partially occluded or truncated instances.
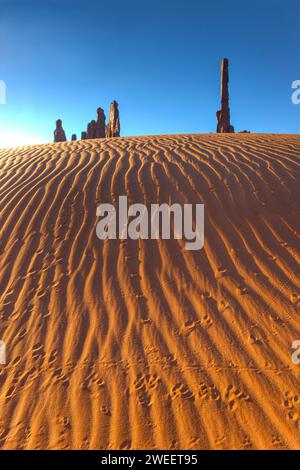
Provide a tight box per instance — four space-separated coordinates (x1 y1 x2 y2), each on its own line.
0 134 299 449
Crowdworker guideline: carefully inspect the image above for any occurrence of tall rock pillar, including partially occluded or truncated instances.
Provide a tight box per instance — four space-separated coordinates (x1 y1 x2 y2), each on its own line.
216 59 234 133
95 107 106 138
87 120 97 139
106 100 120 138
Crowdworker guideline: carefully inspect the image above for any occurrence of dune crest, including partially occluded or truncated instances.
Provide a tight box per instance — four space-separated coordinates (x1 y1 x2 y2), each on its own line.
0 134 299 450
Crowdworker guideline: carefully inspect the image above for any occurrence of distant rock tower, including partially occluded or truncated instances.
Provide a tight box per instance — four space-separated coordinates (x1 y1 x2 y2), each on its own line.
54 119 67 142
81 131 87 140
95 107 106 138
216 59 234 133
87 120 97 139
106 100 120 137
71 134 77 141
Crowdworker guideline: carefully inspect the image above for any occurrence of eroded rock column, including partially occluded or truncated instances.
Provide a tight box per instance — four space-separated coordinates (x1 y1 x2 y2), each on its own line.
95 107 106 138
54 119 67 142
87 120 96 139
216 59 234 133
106 100 120 137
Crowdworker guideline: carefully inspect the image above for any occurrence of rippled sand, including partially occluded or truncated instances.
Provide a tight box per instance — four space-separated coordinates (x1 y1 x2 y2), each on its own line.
0 133 299 449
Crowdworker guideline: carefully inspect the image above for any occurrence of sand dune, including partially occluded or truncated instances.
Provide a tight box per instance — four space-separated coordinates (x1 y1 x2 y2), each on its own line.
0 133 299 450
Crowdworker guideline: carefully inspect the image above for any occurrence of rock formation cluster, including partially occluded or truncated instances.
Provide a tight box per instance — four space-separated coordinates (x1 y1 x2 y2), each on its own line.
216 58 234 133
84 102 120 139
54 101 120 142
53 59 242 142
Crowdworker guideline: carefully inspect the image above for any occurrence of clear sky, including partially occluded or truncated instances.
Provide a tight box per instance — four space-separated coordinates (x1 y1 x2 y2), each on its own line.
0 0 299 147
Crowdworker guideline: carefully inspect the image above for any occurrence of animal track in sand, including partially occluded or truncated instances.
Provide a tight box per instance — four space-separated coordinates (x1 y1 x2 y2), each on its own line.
81 371 105 394
236 284 247 295
48 349 58 365
271 434 286 448
283 391 300 423
290 294 300 305
223 384 250 411
57 415 72 430
170 383 194 401
51 368 70 387
241 434 253 448
120 439 132 450
178 319 200 336
202 314 213 328
31 343 45 360
198 383 221 402
101 405 111 416
201 291 212 300
132 373 160 406
133 373 160 391
176 315 213 335
248 326 266 346
214 433 227 447
198 383 250 411
216 266 228 278
218 300 230 313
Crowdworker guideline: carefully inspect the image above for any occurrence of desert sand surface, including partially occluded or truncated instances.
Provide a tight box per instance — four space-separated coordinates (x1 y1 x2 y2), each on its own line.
0 133 299 450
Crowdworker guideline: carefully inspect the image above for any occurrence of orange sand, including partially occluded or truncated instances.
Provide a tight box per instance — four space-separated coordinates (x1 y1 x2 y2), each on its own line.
0 133 299 449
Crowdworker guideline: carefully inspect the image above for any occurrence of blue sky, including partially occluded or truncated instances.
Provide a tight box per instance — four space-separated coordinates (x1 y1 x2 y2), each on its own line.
0 0 299 146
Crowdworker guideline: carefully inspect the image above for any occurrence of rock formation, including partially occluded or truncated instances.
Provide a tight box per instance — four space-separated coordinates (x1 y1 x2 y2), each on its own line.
216 59 234 133
54 119 67 142
106 100 120 138
53 102 119 142
87 120 97 139
95 107 106 138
